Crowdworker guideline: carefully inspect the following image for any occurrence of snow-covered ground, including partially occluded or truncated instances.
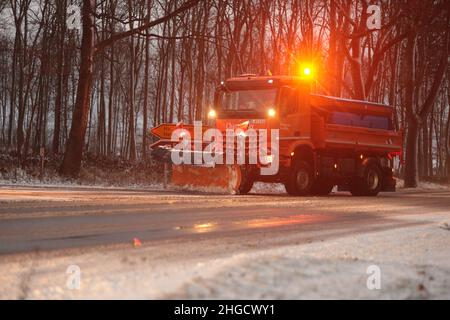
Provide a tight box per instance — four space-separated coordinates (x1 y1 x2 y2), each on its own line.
1 175 448 194
0 173 164 191
171 217 450 299
395 178 450 190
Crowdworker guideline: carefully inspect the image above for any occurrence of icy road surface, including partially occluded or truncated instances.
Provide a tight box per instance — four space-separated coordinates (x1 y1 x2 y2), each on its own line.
0 184 449 299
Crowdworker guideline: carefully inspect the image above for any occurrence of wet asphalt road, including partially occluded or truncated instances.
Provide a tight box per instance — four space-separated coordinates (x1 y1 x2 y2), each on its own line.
0 185 449 255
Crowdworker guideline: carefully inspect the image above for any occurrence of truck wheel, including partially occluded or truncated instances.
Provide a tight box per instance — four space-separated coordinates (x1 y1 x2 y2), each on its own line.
311 180 334 196
237 178 254 195
284 161 313 196
236 166 254 195
350 163 382 196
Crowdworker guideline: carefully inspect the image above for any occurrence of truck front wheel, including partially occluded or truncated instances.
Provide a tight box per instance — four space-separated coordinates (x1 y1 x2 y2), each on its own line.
237 178 254 195
236 166 254 195
350 163 382 196
284 161 314 196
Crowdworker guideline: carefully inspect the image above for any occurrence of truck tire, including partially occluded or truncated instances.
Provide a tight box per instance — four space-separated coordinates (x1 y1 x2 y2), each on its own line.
311 180 334 196
237 178 254 195
350 163 382 196
237 166 254 195
284 161 314 196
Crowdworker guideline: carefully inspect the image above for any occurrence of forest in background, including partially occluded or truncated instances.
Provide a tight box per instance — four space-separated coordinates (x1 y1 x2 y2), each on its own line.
0 0 449 187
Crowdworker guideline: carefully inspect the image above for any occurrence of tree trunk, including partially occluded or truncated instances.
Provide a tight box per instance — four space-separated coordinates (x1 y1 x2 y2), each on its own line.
59 0 95 177
142 1 150 159
446 89 450 181
403 32 419 187
53 0 66 154
127 1 136 161
404 118 420 187
107 44 114 157
8 28 19 149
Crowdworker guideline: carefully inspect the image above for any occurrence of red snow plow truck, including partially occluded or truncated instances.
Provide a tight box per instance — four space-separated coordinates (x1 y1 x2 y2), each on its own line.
150 73 402 196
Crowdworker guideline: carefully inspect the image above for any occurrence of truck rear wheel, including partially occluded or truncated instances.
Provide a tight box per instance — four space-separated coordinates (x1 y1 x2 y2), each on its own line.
284 161 314 196
350 163 382 196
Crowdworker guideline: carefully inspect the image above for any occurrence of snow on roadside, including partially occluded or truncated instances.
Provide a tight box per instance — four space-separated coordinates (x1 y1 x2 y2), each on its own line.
3 176 447 195
0 166 164 191
1 213 449 299
0 178 164 191
396 178 449 190
251 178 449 195
0 160 164 190
171 255 450 299
170 217 450 299
251 182 286 194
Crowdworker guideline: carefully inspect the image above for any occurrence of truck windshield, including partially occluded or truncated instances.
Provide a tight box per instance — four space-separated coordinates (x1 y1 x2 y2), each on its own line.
221 89 277 112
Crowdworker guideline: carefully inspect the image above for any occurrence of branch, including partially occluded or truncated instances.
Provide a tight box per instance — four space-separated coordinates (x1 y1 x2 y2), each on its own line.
364 31 410 94
334 1 358 29
134 32 232 51
419 25 450 119
95 0 200 53
446 77 450 156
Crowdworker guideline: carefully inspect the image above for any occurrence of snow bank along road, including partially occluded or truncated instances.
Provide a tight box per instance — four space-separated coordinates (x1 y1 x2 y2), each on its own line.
0 185 449 299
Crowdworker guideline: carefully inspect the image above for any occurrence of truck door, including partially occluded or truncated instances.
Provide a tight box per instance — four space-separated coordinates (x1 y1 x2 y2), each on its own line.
278 87 298 138
279 86 311 140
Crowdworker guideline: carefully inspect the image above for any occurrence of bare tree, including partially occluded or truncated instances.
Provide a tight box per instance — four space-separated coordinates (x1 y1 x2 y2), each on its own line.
59 0 200 177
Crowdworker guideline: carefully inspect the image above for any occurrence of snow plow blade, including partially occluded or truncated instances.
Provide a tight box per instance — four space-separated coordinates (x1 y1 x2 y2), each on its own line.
171 164 242 194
